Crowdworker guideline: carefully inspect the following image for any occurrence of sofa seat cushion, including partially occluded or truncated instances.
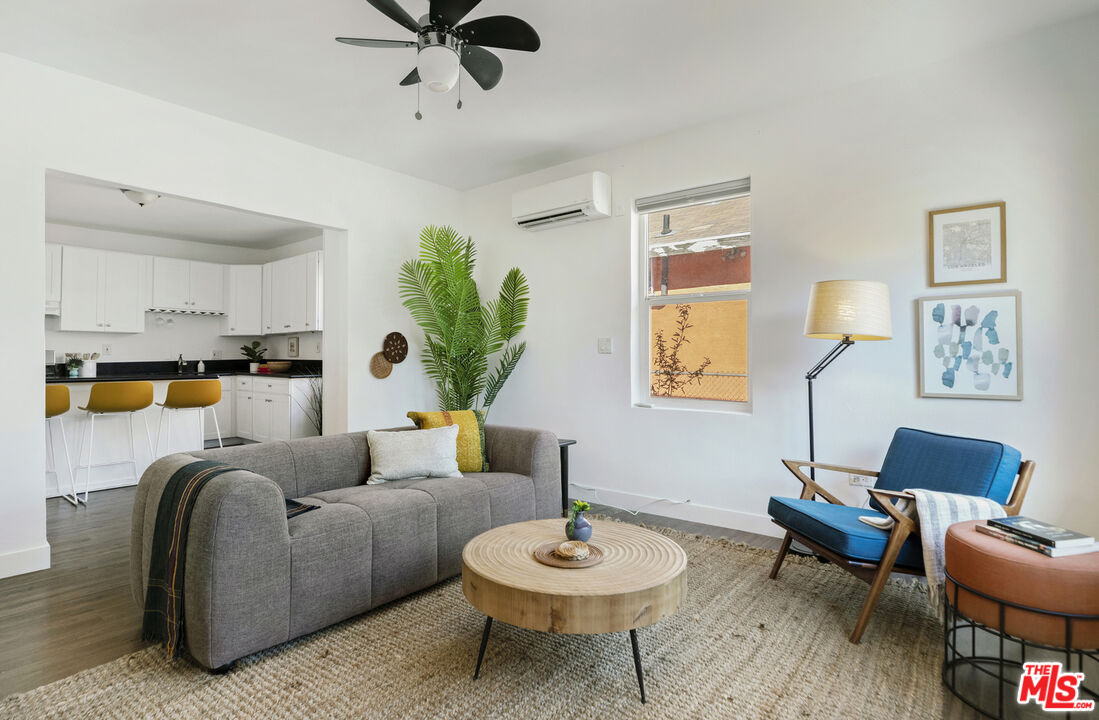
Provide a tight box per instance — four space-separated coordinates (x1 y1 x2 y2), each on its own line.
286 501 372 638
768 496 925 569
303 487 438 607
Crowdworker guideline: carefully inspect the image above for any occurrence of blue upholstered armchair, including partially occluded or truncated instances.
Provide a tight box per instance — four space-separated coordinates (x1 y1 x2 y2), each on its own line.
767 428 1034 643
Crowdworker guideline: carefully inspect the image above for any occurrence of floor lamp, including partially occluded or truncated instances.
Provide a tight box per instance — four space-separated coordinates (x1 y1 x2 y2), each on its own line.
803 280 892 479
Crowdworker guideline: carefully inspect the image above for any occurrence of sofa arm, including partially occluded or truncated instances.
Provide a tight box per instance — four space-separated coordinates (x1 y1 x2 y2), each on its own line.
130 453 292 669
484 425 561 519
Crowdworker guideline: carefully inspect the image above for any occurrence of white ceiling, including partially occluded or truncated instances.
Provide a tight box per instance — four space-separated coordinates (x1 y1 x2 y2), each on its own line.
5 1 1099 190
46 173 321 248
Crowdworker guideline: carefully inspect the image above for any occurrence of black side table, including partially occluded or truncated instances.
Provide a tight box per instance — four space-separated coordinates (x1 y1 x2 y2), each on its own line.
558 438 576 517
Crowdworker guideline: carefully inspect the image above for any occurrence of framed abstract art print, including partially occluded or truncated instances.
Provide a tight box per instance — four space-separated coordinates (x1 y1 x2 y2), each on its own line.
917 291 1022 400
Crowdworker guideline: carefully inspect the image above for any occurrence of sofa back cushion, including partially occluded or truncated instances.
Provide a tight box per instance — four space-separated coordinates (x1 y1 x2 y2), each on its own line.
194 432 371 497
874 428 1022 504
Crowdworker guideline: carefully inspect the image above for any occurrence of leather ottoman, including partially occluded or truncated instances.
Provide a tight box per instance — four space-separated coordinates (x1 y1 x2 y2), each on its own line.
945 519 1099 648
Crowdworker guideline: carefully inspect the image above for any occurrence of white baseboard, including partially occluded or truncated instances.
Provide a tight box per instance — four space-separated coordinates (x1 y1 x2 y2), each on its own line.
0 543 50 579
568 483 783 539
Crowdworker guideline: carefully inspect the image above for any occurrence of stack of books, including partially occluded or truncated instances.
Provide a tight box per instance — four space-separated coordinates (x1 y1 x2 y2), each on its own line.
975 516 1099 558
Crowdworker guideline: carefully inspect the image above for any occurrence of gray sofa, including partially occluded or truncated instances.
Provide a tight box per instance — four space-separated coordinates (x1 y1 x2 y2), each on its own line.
130 425 560 670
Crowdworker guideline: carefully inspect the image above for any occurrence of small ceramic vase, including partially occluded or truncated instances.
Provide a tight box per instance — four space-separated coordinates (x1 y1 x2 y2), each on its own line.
566 511 592 542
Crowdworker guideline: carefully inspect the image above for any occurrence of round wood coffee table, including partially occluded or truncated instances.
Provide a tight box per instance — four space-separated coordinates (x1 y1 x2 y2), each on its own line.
461 518 688 703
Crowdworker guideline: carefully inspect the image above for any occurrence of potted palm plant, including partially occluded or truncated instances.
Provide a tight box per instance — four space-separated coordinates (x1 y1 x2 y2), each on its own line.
399 225 529 414
240 341 267 373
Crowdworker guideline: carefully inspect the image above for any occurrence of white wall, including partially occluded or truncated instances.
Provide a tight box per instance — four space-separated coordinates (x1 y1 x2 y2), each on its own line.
0 52 458 578
465 15 1099 537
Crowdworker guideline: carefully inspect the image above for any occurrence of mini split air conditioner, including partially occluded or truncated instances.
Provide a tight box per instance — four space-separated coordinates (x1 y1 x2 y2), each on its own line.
511 171 611 231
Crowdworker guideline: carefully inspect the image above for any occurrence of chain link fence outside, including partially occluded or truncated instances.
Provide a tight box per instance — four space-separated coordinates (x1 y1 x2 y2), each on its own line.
650 371 748 403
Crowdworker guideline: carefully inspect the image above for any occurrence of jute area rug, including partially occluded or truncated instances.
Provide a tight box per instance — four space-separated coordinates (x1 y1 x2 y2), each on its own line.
2 522 949 719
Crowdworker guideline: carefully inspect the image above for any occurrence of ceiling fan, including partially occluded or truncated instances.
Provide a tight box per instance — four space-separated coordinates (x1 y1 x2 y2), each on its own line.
336 0 541 117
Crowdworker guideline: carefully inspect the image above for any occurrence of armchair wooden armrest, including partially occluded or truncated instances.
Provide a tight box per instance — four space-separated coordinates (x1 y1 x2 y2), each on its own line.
865 488 917 528
780 459 879 506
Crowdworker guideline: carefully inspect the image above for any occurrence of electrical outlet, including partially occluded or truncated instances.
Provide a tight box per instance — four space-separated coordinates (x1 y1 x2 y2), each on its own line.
101 344 112 357
211 349 222 360
315 341 322 354
597 337 613 354
849 474 875 488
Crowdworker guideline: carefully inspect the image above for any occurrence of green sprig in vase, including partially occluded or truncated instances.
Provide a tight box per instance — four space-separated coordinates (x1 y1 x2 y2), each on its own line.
565 499 592 542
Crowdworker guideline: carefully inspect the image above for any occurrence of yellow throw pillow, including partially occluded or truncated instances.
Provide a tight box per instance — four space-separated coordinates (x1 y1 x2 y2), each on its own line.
406 410 488 473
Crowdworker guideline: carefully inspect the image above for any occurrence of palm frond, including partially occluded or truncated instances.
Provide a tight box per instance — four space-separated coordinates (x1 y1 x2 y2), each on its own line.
495 268 530 343
482 341 526 411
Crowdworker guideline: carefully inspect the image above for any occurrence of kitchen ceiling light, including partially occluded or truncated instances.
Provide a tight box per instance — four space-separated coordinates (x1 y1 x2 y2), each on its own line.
121 189 161 207
416 45 460 93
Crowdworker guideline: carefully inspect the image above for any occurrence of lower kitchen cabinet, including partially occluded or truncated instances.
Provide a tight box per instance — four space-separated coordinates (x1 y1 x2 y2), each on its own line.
233 375 319 442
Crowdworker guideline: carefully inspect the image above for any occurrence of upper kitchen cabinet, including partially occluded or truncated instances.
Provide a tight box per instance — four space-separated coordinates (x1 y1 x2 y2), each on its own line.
222 265 263 336
151 258 225 313
45 243 61 315
59 246 145 333
264 251 323 334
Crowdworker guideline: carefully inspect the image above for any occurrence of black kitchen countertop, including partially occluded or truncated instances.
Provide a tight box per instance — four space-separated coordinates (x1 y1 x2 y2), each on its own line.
47 359 321 383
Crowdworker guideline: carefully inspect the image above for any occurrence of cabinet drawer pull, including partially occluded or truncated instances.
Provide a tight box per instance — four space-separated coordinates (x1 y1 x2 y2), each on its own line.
230 327 235 331
284 324 291 328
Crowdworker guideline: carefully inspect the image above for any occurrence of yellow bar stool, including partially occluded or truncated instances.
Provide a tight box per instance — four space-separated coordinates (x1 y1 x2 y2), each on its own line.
155 379 223 457
46 385 79 507
74 381 155 504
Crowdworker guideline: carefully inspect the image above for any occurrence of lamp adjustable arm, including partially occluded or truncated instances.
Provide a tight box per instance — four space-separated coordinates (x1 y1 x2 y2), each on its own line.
804 335 855 479
805 336 854 380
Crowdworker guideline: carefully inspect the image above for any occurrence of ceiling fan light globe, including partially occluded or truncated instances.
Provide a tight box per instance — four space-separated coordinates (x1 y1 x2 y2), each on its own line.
417 45 459 93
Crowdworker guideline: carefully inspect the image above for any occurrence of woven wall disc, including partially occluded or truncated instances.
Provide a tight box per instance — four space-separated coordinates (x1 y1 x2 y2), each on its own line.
382 332 409 363
369 352 393 379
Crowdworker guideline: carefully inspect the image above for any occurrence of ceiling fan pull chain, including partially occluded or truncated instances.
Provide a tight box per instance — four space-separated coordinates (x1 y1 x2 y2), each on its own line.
415 83 423 120
457 72 463 110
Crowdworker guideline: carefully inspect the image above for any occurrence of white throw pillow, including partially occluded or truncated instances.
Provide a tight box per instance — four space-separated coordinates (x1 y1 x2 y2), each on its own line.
366 426 463 484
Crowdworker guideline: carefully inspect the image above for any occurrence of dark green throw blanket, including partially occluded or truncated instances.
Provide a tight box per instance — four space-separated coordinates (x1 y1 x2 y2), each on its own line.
142 460 320 658
142 461 242 658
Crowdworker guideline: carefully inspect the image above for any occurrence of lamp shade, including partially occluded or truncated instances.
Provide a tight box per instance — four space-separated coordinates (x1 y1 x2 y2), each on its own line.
804 280 892 341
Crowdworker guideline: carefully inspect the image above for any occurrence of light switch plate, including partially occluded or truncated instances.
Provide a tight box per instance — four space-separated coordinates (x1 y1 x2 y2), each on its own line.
597 337 613 354
101 344 112 357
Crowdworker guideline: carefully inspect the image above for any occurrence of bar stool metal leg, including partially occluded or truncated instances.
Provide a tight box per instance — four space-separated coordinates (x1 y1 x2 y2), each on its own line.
51 417 79 507
208 406 223 448
141 411 154 462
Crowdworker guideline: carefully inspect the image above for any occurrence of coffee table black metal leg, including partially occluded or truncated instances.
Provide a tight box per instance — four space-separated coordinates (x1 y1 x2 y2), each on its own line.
473 616 493 679
629 629 647 703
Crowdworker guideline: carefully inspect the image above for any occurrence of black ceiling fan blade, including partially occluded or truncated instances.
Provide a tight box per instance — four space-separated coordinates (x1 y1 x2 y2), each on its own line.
429 0 482 27
336 37 417 49
399 67 421 86
460 45 503 90
456 16 540 52
363 0 421 34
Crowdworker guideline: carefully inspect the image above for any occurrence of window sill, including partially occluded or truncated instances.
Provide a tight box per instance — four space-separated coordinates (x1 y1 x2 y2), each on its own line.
632 399 752 417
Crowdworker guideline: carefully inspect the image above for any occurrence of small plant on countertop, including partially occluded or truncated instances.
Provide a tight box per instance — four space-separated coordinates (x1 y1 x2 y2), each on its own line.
240 341 267 362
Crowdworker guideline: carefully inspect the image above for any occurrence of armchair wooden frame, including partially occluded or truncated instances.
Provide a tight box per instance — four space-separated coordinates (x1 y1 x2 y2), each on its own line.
769 458 1035 644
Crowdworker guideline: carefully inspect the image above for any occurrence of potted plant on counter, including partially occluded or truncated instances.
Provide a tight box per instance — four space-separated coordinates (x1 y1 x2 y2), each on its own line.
240 341 267 373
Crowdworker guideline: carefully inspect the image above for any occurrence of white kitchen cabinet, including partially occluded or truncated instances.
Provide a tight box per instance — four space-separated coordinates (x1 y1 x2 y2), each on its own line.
222 265 263 335
234 375 319 442
234 388 253 439
45 243 62 315
262 251 323 335
262 263 273 334
59 246 145 333
190 261 225 312
151 258 225 312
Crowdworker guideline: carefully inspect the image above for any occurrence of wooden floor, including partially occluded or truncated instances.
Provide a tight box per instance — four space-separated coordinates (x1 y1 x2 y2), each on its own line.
1 492 974 717
0 487 144 698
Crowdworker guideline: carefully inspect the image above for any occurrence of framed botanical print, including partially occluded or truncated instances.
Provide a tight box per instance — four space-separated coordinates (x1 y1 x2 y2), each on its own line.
928 201 1006 286
917 291 1022 400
